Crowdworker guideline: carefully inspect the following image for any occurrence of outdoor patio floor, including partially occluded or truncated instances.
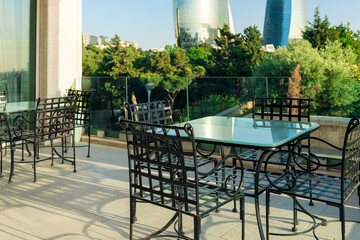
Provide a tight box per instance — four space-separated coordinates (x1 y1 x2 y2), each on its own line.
0 143 359 239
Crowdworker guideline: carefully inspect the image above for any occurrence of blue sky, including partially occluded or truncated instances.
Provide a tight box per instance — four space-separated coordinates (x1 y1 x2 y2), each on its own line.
83 0 360 50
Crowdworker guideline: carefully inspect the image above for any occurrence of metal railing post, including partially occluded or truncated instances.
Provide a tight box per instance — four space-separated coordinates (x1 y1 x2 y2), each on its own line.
266 77 269 98
125 77 128 103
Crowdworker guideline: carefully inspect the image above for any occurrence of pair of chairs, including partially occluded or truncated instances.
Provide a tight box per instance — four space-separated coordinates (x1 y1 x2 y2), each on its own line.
5 89 95 182
9 96 77 182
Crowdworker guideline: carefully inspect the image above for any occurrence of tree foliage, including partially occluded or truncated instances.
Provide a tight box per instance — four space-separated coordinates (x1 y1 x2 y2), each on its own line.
100 34 141 77
82 44 103 76
254 40 359 116
209 24 265 77
303 8 340 49
303 8 360 60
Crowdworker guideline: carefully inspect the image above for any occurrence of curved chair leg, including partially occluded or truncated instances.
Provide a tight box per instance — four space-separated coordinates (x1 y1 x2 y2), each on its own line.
64 136 68 153
61 137 65 164
292 197 299 231
266 191 270 240
240 197 245 240
33 143 37 182
193 216 200 240
340 205 346 240
50 140 54 166
25 141 31 156
178 211 184 236
87 125 91 158
232 156 238 213
0 141 3 177
72 135 76 172
129 196 135 240
21 140 24 161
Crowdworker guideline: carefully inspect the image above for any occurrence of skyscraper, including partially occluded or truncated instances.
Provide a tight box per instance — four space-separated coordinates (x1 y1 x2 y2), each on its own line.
173 0 234 48
263 0 307 48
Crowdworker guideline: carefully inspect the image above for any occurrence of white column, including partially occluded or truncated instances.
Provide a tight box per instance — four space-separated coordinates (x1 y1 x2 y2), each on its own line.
37 0 82 98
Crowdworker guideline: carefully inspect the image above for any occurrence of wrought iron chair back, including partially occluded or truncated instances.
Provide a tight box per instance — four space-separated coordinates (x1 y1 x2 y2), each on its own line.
252 96 312 122
124 100 173 125
35 96 76 142
341 117 360 202
67 89 95 127
120 117 199 213
119 117 245 239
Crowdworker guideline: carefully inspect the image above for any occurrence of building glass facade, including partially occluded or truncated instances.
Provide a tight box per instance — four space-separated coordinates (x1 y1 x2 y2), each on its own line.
263 0 306 48
173 0 234 48
0 0 36 102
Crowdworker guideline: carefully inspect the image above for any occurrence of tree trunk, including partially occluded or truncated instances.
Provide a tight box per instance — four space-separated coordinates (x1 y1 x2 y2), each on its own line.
167 88 180 109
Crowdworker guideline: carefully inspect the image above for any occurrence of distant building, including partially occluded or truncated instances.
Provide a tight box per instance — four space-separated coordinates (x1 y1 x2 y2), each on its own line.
150 48 165 52
82 33 108 47
83 33 138 49
263 44 276 52
173 0 234 48
117 40 138 49
263 0 307 48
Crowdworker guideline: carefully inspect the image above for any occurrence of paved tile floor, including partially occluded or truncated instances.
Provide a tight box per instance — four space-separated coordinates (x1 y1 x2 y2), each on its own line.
0 143 359 239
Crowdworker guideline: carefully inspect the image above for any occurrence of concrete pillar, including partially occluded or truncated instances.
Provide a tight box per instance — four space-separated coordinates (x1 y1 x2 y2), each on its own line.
37 0 82 98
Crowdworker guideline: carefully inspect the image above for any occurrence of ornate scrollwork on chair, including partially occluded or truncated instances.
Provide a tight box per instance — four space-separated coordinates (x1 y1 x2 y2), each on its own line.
10 96 77 183
264 117 360 240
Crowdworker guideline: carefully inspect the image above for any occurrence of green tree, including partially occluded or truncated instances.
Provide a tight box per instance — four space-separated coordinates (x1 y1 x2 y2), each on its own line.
138 48 205 107
209 24 265 76
187 43 212 68
100 34 141 77
337 24 360 60
254 40 359 116
241 25 266 72
82 44 103 76
302 8 340 49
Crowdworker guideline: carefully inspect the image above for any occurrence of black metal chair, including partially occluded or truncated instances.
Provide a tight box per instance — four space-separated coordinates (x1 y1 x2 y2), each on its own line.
0 91 7 174
124 100 173 125
264 117 360 239
119 117 245 240
11 96 77 182
124 100 216 166
67 89 95 157
238 96 313 164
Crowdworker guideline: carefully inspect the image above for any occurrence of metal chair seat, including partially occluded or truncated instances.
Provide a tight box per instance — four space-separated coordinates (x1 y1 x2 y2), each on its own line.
271 171 343 203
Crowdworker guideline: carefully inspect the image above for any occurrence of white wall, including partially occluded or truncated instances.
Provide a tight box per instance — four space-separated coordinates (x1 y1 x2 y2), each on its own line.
37 0 82 98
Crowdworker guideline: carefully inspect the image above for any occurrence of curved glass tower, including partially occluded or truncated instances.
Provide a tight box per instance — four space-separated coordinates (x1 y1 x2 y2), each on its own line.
173 0 234 48
263 0 306 48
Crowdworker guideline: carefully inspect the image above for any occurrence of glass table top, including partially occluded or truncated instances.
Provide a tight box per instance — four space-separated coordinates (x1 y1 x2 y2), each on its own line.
0 101 37 114
174 116 320 148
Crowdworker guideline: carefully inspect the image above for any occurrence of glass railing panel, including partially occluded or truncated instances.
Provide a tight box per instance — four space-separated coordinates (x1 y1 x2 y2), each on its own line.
125 77 188 123
82 76 360 138
187 77 268 120
82 77 126 137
